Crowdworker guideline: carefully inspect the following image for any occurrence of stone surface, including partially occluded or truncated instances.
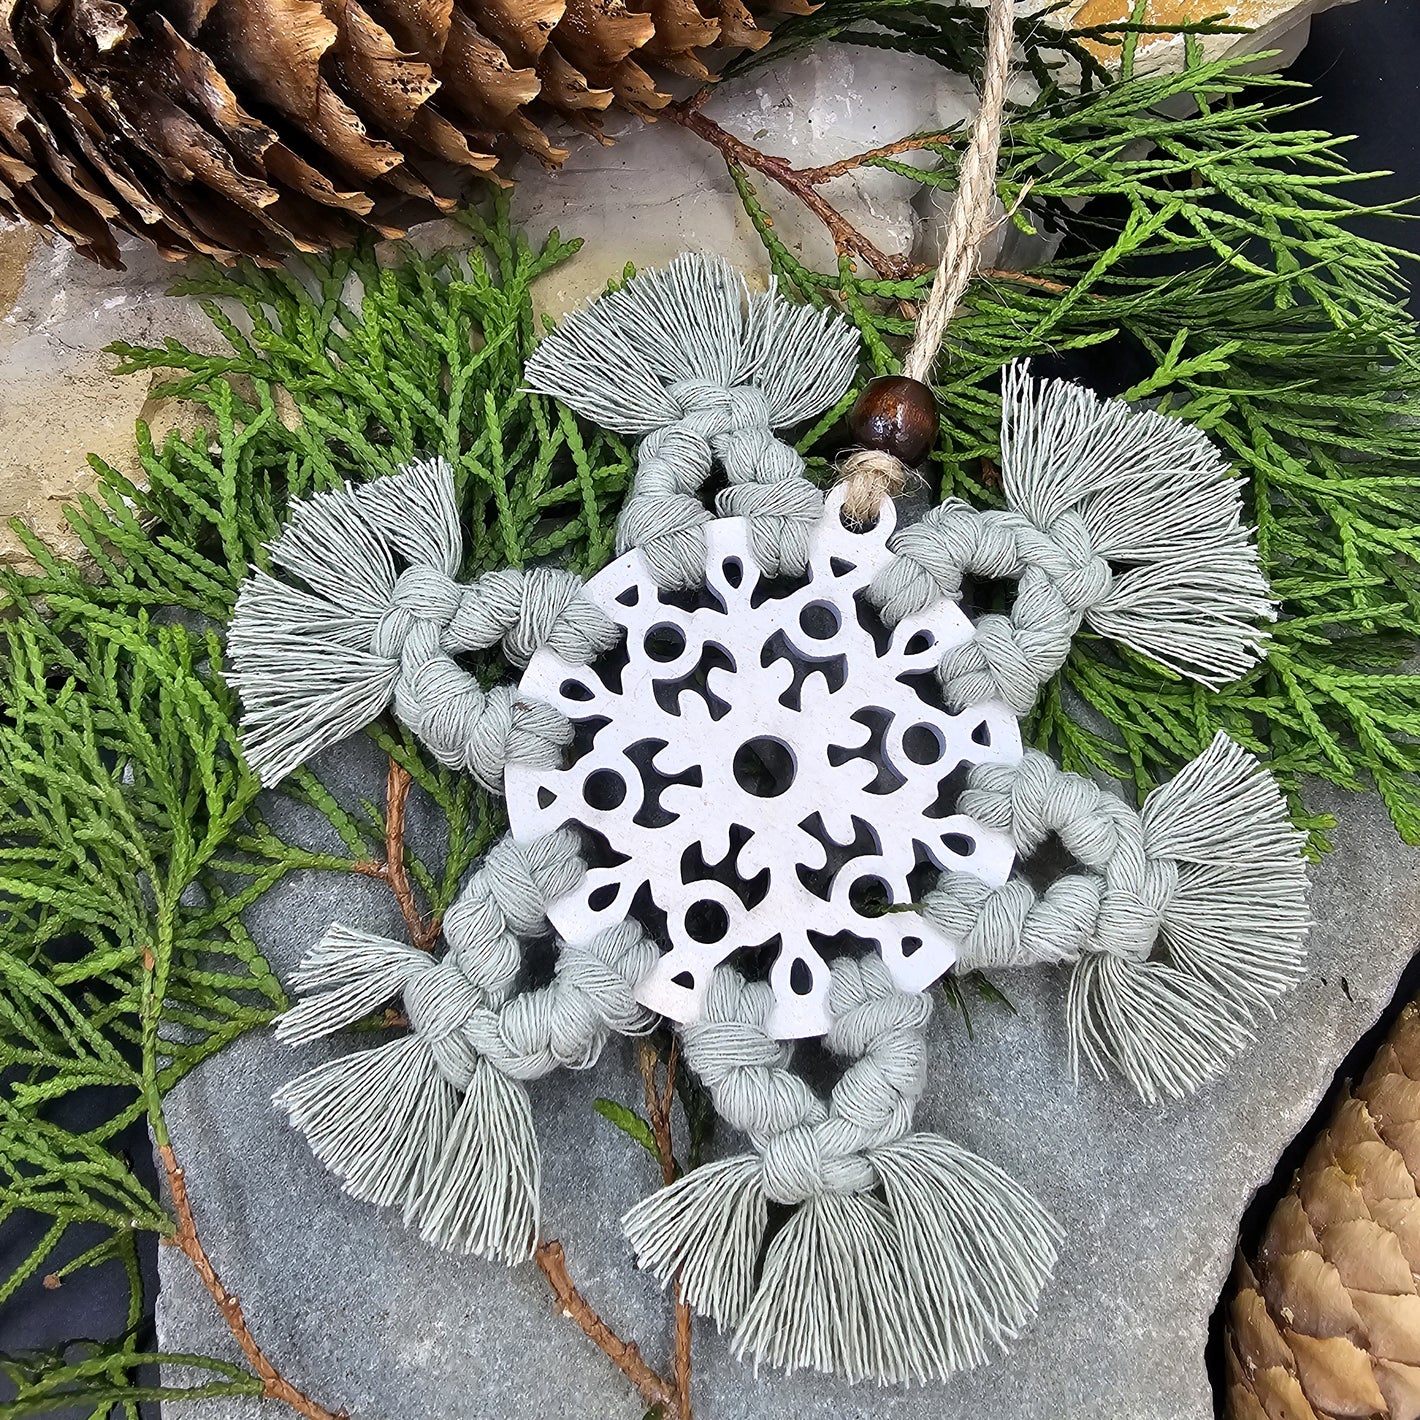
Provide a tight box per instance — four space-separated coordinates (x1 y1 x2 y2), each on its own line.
0 224 218 571
155 774 1420 1420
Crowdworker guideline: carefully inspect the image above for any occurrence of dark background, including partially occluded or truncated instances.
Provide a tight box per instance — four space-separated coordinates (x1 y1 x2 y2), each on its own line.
2 0 1420 1412
1292 0 1420 320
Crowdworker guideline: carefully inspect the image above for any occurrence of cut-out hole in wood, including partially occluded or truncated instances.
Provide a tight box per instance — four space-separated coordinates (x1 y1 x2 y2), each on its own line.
505 489 1024 1038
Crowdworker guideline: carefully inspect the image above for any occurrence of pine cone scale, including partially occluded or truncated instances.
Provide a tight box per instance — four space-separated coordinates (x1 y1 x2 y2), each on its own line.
1228 1003 1420 1420
1 0 794 261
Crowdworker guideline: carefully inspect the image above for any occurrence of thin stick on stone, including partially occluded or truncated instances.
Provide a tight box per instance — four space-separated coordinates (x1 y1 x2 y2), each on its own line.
533 1240 682 1418
352 758 441 951
158 1143 348 1420
642 1041 694 1420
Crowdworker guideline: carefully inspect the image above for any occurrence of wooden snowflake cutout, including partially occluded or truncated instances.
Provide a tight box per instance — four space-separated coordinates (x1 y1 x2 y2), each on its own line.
505 490 1023 1038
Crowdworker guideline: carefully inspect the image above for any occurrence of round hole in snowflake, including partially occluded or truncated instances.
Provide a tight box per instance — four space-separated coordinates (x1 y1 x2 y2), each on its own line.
504 488 1025 1039
685 900 730 944
644 623 686 663
798 601 840 641
732 736 796 798
582 768 626 811
902 723 945 766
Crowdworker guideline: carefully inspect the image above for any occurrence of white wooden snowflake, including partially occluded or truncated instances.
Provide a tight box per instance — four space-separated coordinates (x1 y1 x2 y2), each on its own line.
504 489 1023 1038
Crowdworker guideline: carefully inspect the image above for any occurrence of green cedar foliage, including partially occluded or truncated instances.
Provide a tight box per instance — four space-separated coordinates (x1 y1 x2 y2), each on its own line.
2 13 1420 1415
0 204 618 1416
737 11 1420 850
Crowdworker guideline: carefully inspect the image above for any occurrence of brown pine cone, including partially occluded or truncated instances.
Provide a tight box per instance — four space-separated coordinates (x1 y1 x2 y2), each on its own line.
0 0 806 266
1225 1000 1420 1420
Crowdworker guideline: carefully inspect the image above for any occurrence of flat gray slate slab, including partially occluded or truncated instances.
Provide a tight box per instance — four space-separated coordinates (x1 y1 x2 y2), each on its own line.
155 774 1420 1420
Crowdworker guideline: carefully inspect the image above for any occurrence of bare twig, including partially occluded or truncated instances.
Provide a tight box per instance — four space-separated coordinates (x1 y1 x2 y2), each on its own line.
381 760 422 942
799 133 958 186
352 757 441 950
668 102 1080 314
158 1144 347 1420
667 103 915 280
641 1041 693 1419
979 265 1070 294
534 1240 681 1417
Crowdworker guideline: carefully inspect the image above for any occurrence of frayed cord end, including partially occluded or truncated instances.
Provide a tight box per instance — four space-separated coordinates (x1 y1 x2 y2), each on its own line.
1067 734 1310 1102
523 254 859 436
624 1136 1058 1384
228 458 463 785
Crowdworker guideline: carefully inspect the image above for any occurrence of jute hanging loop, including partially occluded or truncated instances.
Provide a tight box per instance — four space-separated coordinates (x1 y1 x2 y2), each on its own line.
839 0 1017 521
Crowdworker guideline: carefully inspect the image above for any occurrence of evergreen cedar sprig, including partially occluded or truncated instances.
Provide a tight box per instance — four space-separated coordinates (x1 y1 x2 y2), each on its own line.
720 16 1420 852
2 17 1419 1418
0 206 608 1416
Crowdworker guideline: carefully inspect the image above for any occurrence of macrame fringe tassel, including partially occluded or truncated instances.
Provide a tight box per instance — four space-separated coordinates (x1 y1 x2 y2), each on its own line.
228 457 459 784
417 1060 540 1260
523 253 859 435
622 1155 767 1329
274 925 434 1045
1000 363 1274 686
734 1192 916 1383
623 1140 1058 1383
1069 732 1310 1103
275 1035 455 1217
872 1136 1062 1370
1143 733 1311 1008
273 925 541 1263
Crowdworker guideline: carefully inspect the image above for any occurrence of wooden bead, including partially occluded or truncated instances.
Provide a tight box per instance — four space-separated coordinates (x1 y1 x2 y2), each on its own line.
848 376 939 467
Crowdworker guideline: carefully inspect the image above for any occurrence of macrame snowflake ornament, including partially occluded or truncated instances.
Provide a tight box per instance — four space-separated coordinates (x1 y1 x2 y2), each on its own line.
505 486 1021 1038
227 254 1311 1387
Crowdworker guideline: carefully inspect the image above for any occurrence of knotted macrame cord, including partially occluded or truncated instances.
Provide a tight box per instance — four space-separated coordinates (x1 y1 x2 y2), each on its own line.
234 18 1308 1373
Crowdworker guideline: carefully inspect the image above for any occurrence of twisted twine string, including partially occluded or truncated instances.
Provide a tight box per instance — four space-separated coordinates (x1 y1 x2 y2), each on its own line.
617 381 823 588
228 458 620 789
275 828 659 1258
840 0 1016 521
523 254 859 592
624 955 1061 1381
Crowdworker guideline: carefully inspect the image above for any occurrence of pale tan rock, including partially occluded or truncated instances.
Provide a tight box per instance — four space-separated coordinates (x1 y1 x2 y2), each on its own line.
0 225 218 572
1064 0 1356 72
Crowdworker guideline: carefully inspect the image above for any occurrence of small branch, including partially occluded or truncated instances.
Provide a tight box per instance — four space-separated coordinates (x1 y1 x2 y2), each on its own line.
672 1281 692 1419
640 1041 680 1190
534 1240 680 1418
669 104 1081 311
158 1144 346 1420
641 1041 692 1420
667 103 914 280
979 265 1070 294
351 758 441 950
799 133 956 186
382 760 437 948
